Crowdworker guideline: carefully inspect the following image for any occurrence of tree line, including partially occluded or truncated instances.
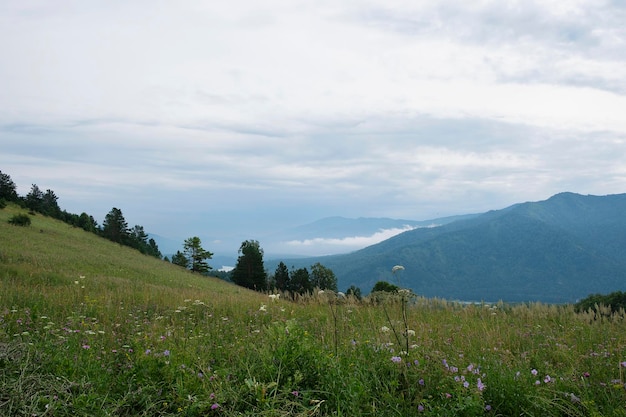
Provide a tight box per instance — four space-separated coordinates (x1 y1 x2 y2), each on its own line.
0 170 162 259
2 169 356 296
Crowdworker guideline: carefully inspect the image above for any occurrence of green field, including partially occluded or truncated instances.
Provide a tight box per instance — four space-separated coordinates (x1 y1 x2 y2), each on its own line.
1 204 625 416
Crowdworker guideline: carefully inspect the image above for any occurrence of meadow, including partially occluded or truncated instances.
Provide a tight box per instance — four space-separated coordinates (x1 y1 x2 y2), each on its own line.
1 205 625 416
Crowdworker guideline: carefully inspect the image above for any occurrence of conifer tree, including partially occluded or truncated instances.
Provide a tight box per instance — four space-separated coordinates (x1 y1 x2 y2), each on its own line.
232 240 267 291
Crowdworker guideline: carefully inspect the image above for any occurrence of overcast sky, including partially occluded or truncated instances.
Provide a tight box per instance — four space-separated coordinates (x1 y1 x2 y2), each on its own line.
2 0 625 256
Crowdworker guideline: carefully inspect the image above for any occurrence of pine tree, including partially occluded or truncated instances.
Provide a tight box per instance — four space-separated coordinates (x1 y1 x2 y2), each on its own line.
0 171 18 202
273 261 290 291
183 236 213 273
102 207 130 244
232 240 267 291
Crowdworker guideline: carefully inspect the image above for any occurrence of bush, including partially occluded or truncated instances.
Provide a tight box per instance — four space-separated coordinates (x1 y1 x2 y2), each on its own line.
0 198 6 209
8 213 32 226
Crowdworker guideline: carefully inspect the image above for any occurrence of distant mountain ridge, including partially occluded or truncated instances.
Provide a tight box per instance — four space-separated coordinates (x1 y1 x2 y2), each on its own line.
269 192 626 303
279 214 478 240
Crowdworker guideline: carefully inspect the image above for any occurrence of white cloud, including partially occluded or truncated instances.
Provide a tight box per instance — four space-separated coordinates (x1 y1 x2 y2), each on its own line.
1 0 625 255
284 225 424 255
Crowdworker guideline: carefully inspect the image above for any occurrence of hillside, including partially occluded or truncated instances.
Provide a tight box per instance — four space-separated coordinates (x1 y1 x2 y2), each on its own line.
0 204 260 309
271 193 626 303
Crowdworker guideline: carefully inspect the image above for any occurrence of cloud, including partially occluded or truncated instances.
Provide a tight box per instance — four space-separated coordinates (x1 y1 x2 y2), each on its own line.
284 225 422 255
1 0 625 256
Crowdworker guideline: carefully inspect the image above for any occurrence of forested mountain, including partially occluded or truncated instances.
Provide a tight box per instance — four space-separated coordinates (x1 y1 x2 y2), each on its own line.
270 193 626 303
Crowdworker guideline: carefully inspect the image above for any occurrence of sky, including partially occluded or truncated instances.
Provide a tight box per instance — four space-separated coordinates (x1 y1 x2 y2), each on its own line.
1 0 626 257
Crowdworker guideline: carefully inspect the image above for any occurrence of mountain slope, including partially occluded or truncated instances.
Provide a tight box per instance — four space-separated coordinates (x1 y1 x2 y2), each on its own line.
272 193 626 303
0 204 259 307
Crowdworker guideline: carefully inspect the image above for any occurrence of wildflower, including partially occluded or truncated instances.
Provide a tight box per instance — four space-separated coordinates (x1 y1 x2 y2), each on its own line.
485 404 492 411
463 381 470 388
291 390 299 397
544 375 552 384
164 349 170 356
418 378 425 386
414 359 419 366
407 329 416 337
477 378 486 391
417 404 424 412
621 361 626 368
583 372 590 378
531 369 538 376
259 304 267 312
381 326 390 333
145 349 151 355
445 393 452 398
391 356 402 363
211 403 220 410
535 380 541 385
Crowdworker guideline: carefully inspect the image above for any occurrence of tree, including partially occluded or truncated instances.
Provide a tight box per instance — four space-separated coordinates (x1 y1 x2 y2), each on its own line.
24 184 44 212
232 240 267 291
346 285 362 300
310 262 338 291
183 236 213 273
372 281 399 293
290 267 312 295
0 171 18 202
273 261 290 292
146 238 162 259
171 250 189 269
41 189 61 218
102 207 130 244
77 212 98 233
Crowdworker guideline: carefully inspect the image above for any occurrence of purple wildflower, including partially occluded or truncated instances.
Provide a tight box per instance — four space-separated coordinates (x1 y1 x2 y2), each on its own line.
418 404 425 412
477 378 486 391
485 404 492 411
391 356 402 363
418 378 425 386
211 403 220 410
531 369 538 376
163 349 170 356
291 390 299 397
544 375 552 383
82 344 90 349
621 361 626 368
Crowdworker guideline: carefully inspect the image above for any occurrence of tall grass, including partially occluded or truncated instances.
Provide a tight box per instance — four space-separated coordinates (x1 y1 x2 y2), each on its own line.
1 205 625 416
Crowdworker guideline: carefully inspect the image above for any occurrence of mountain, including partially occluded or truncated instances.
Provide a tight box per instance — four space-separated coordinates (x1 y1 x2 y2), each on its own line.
261 214 479 256
269 193 626 303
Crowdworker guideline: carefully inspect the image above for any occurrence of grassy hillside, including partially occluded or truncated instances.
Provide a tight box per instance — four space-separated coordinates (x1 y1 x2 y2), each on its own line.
2 204 626 416
0 204 260 310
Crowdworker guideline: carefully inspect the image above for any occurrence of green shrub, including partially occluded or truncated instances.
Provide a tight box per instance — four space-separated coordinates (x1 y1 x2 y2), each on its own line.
0 198 6 209
8 213 31 226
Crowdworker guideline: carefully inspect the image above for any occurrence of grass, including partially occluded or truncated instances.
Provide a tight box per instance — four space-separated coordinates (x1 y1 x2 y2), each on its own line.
1 204 626 416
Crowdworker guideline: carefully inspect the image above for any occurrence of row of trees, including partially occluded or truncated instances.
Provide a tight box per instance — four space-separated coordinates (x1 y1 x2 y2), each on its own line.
270 261 338 294
1 170 162 259
3 169 361 295
167 236 342 296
